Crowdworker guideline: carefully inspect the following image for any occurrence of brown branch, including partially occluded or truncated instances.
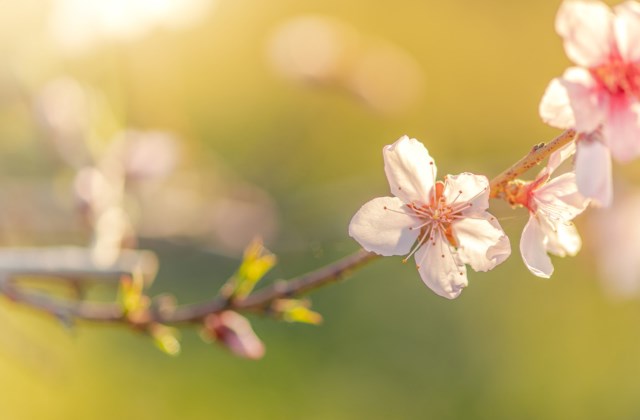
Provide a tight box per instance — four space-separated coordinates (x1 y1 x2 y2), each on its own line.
168 248 379 323
489 128 576 199
0 279 123 322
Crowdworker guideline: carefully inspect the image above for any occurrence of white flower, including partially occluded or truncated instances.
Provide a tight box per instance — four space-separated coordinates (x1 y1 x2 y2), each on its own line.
517 143 590 278
349 136 511 299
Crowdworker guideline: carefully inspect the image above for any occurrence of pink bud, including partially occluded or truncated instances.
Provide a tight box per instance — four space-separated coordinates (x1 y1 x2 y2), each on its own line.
204 311 265 360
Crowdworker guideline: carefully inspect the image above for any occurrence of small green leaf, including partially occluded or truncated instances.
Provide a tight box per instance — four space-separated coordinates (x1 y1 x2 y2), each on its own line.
118 268 149 315
272 299 323 325
224 237 277 299
150 324 181 356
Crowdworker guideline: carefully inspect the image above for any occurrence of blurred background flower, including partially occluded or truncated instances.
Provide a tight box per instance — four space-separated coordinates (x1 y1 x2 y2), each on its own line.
267 14 425 115
589 185 640 299
48 0 216 55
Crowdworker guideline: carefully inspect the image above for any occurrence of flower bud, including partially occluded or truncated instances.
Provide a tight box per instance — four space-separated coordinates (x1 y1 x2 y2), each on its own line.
203 311 265 360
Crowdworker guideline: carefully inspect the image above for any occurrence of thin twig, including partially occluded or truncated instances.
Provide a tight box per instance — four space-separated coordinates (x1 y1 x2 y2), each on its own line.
489 128 576 199
168 248 379 323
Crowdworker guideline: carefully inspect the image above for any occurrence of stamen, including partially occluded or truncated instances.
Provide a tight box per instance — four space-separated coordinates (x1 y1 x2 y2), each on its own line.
429 161 436 205
409 221 432 231
403 225 432 263
384 206 410 216
450 202 473 214
410 205 432 218
415 230 435 270
436 224 464 276
448 186 488 214
448 190 463 206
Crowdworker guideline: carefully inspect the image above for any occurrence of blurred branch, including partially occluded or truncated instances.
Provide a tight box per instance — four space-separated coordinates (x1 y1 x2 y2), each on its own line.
0 247 157 323
0 279 122 322
0 247 378 326
0 247 157 283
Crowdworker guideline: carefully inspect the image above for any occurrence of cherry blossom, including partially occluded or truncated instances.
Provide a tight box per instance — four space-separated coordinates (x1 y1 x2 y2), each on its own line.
539 0 640 206
514 143 590 278
349 136 510 299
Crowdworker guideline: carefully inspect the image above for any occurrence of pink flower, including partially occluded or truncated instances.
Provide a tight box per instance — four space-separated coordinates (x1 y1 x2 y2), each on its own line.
516 144 590 278
539 0 640 206
348 136 511 299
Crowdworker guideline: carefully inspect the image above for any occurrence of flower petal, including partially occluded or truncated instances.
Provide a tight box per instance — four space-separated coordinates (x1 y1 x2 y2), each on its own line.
414 230 467 299
542 218 582 257
556 0 614 67
614 1 640 62
349 196 419 256
546 140 577 176
452 213 511 272
534 172 590 221
539 77 576 129
442 172 490 215
520 216 554 278
576 134 613 207
533 176 589 228
539 68 602 132
383 136 436 205
603 97 640 163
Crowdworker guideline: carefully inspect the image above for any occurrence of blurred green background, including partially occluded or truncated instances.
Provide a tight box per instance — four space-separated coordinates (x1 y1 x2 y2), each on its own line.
1 0 640 418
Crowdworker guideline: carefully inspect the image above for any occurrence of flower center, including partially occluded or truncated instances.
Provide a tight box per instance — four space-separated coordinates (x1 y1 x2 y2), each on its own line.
408 181 460 228
400 181 472 265
504 177 547 213
591 56 640 99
